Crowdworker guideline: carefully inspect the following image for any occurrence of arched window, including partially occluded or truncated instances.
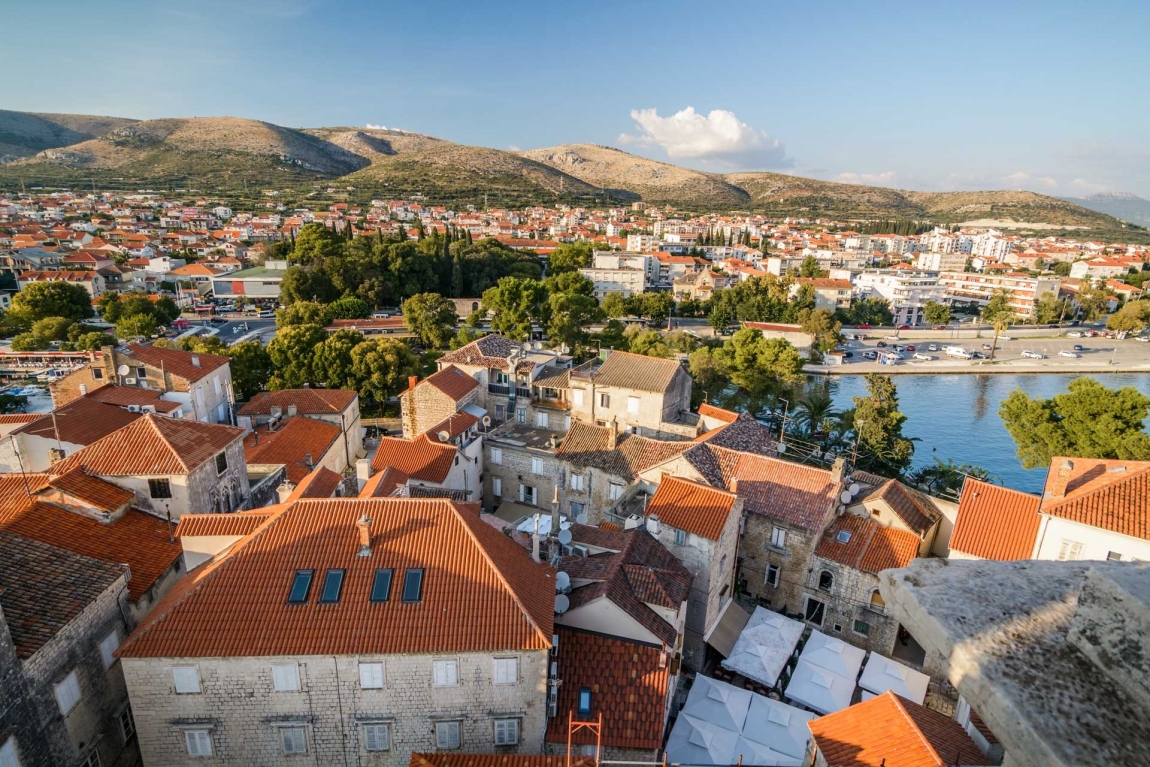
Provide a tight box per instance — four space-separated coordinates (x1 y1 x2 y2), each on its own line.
818 570 834 593
870 590 885 610
471 301 479 312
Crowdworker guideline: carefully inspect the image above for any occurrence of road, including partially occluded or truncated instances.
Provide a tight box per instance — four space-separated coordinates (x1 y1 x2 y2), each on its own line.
182 318 278 346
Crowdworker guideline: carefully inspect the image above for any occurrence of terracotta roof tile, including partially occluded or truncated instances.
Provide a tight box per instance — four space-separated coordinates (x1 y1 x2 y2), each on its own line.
125 343 229 382
0 531 127 659
808 691 990 767
85 385 182 413
426 411 479 441
722 448 838 531
244 416 342 484
697 402 739 424
176 513 273 539
14 396 143 446
815 514 920 575
53 414 244 476
237 388 356 416
289 466 343 499
412 754 592 767
119 498 555 658
544 628 670 750
1039 457 1150 540
438 335 524 369
950 479 1041 560
870 480 942 536
645 474 737 541
47 466 135 512
419 365 480 401
557 421 692 480
371 434 458 483
360 466 410 498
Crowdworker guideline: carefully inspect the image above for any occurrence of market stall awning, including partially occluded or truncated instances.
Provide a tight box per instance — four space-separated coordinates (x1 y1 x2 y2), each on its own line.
721 607 804 687
857 653 929 705
704 597 751 658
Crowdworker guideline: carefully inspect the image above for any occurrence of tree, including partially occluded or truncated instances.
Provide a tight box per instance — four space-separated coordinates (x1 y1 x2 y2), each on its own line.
792 390 840 443
852 373 914 476
600 292 626 319
115 313 158 341
981 290 1016 362
179 335 229 355
280 266 339 305
595 319 628 351
799 256 826 278
481 277 546 341
543 271 595 298
625 329 673 358
276 300 330 328
546 292 601 349
73 331 116 351
910 458 997 497
688 347 729 401
664 330 700 354
10 332 48 351
798 308 842 356
708 298 737 333
1051 260 1072 277
714 328 805 412
402 293 459 349
548 241 594 274
1107 300 1150 333
1034 294 1067 325
922 301 951 327
267 324 328 389
350 338 422 407
30 316 75 343
327 296 371 320
999 377 1150 469
291 223 343 266
227 340 273 401
8 281 93 328
450 326 483 350
635 292 674 328
839 296 894 327
314 328 362 388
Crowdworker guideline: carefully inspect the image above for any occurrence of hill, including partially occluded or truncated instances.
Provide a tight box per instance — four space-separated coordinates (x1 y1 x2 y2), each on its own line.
0 109 137 163
1060 192 1150 227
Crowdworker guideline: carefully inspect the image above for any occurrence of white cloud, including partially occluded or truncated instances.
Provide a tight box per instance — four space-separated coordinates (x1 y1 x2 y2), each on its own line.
1003 171 1057 190
365 123 388 130
833 171 899 187
618 107 790 169
1066 177 1111 195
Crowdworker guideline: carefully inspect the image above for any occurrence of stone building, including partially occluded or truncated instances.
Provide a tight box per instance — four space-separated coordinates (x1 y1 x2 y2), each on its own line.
52 344 234 424
237 388 364 465
0 395 142 473
641 474 742 670
118 498 556 767
243 415 346 485
566 351 695 440
370 424 484 503
0 533 140 767
400 366 482 440
50 414 250 518
846 470 949 557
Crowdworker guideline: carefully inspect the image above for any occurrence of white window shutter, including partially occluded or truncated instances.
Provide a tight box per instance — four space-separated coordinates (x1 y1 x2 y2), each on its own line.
573 390 584 406
494 718 519 745
364 723 390 751
437 721 461 749
172 667 200 694
532 458 543 474
359 663 384 689
185 730 212 757
493 477 502 497
518 485 525 502
272 664 299 691
99 630 120 669
54 671 81 714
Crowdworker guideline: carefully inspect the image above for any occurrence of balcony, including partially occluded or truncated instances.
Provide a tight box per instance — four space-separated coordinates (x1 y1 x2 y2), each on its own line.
515 386 532 399
487 383 510 396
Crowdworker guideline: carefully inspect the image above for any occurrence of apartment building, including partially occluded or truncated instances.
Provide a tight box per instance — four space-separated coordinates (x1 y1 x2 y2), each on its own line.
578 265 646 299
851 270 947 326
17 269 106 297
792 277 853 312
118 498 555 767
915 250 968 272
939 271 1060 318
237 388 364 465
566 351 694 440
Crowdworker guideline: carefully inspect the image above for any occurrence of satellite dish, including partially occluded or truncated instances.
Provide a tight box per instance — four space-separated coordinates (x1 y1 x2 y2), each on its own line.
849 483 861 495
575 513 589 525
117 364 130 376
556 571 571 591
777 443 787 453
557 528 573 546
554 594 570 614
840 490 853 504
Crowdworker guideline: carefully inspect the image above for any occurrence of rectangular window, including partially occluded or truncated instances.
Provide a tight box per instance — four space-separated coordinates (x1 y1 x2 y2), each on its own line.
573 389 584 406
1057 539 1083 561
535 411 548 428
136 367 147 379
608 483 623 501
371 569 393 603
54 671 81 715
770 527 787 549
766 564 780 588
627 396 640 414
148 478 171 499
853 620 871 636
287 570 314 603
520 485 537 505
491 448 503 465
271 664 300 692
516 408 526 423
80 750 100 767
363 723 390 752
118 706 135 741
493 657 519 685
570 474 584 491
1107 551 1122 562
674 528 687 546
494 718 520 746
99 629 120 669
172 666 201 694
433 660 459 687
93 368 104 380
531 457 544 474
578 687 592 716
213 376 221 396
185 730 212 757
599 393 610 408
215 452 228 475
492 477 502 497
402 568 424 602
570 502 584 517
359 662 384 689
804 597 826 627
280 727 307 755
319 569 345 603
435 720 461 749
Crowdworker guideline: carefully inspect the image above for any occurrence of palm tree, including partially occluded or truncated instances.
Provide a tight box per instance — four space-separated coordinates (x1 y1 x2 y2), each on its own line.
792 391 840 447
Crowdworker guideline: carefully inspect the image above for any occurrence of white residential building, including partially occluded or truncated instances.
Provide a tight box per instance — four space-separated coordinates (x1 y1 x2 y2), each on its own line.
851 270 947 326
939 271 1061 318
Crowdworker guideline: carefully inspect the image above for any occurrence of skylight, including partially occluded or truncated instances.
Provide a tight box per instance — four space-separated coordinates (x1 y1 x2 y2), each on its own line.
287 570 314 604
371 569 394 603
319 569 345 603
402 568 424 602
836 530 852 544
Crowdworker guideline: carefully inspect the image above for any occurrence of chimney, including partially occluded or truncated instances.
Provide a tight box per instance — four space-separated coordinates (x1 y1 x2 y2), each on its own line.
829 456 847 486
287 404 297 417
305 453 314 469
1047 459 1075 499
408 375 419 391
276 481 295 503
607 417 618 450
190 354 200 368
356 513 373 556
355 458 372 491
531 515 542 564
729 476 739 495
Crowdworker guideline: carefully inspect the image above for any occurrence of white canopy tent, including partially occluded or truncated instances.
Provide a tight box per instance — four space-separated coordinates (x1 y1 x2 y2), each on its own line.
784 659 856 715
666 714 739 765
800 630 866 679
742 696 815 760
857 653 930 705
721 608 804 688
731 737 803 767
680 675 752 732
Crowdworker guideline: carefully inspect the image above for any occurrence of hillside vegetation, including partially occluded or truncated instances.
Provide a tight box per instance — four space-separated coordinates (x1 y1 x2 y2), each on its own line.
0 109 1144 241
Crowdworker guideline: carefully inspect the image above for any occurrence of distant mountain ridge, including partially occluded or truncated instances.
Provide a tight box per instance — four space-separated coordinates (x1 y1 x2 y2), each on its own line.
1059 192 1150 227
0 109 1142 239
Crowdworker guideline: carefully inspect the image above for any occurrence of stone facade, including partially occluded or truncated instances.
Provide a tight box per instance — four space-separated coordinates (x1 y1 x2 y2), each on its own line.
401 379 480 440
97 347 234 424
485 429 563 515
739 514 823 614
802 555 897 655
122 649 549 767
0 576 138 767
566 368 694 441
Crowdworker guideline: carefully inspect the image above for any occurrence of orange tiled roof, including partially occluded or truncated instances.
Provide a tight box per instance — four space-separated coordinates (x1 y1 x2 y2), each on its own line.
47 466 135 512
125 343 229 382
723 449 837 530
237 388 356 416
808 691 990 767
371 434 457 483
412 755 592 767
815 514 919 575
645 474 737 541
865 479 941 536
288 466 343 499
244 416 342 484
14 395 143 446
420 365 479 401
1039 457 1150 540
176 512 274 539
950 479 1041 560
118 498 555 658
544 628 670 750
360 466 410 498
53 414 244 476
697 402 739 424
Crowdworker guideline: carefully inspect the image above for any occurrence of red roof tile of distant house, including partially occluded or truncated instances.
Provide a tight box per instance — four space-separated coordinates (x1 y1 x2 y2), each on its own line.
125 343 229 382
420 365 480 401
815 514 920 575
14 396 143 445
1039 457 1150 540
371 434 457 483
950 479 1041 560
645 474 737 541
697 402 739 424
237 388 356 416
244 416 342 483
52 414 244 476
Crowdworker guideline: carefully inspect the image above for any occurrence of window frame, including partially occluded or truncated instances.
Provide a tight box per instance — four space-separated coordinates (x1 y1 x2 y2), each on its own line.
516 408 526 424
148 478 172 499
184 730 213 758
494 717 520 746
287 569 315 604
215 452 228 475
674 528 687 546
570 473 584 491
853 619 871 636
627 396 640 414
99 629 120 669
817 570 834 593
435 720 462 750
535 411 548 428
363 722 391 752
492 477 502 497
172 666 201 694
319 569 346 603
803 596 826 627
370 569 393 603
433 659 459 687
493 657 519 686
531 457 544 474
54 670 81 715
770 526 787 550
578 687 592 716
359 662 385 690
279 726 308 755
766 564 780 588
490 448 503 465
572 389 584 406
402 568 425 603
118 705 135 742
608 482 623 501
271 663 301 692
80 749 101 767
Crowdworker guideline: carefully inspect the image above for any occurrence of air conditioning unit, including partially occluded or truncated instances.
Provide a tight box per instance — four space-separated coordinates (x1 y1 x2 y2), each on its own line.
142 405 156 414
126 404 141 412
124 377 137 385
571 544 590 558
548 685 559 718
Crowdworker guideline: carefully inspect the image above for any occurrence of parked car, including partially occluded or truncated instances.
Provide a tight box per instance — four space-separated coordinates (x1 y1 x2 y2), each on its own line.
894 344 906 352
1000 335 1013 341
1137 336 1150 343
876 341 888 348
982 343 993 350
862 351 878 360
897 324 911 330
842 351 854 359
857 324 872 329
931 325 947 330
913 353 935 361
257 310 275 318
1067 331 1083 338
970 351 986 359
1058 351 1080 358
884 335 901 341
905 345 916 352
1022 350 1046 360
927 344 939 352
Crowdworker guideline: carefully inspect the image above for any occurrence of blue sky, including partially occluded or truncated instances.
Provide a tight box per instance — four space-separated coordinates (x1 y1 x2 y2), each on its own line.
3 0 1149 196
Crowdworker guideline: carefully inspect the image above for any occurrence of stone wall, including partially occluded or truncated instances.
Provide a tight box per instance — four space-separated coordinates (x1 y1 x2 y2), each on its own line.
485 442 560 513
49 364 109 408
739 515 822 614
402 382 479 439
804 556 897 655
123 649 549 767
